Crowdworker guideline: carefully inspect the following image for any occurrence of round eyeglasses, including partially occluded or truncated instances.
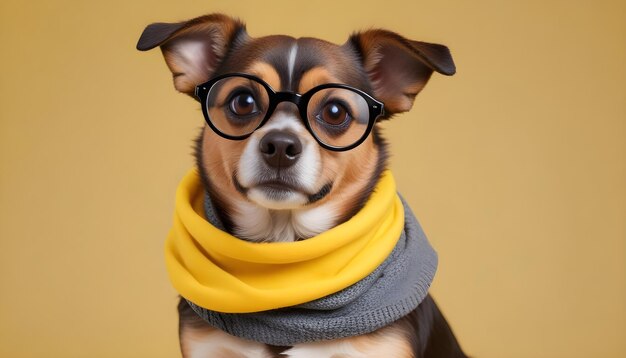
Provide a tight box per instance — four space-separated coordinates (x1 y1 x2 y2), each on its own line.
194 73 384 151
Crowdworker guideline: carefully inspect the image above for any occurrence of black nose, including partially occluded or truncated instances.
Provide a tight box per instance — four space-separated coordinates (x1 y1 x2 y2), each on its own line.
259 131 303 168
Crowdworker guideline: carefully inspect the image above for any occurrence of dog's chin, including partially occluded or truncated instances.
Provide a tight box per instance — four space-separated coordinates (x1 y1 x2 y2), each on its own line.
247 186 309 210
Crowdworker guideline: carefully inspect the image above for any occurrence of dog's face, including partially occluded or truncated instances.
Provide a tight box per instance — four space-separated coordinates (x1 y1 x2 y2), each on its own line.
199 37 379 213
138 14 455 242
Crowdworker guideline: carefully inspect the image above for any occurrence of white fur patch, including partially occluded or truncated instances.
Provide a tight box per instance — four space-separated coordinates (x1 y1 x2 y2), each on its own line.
287 43 299 88
183 324 412 358
283 325 413 358
283 340 363 358
183 327 272 358
247 189 308 210
256 111 307 135
292 202 338 238
232 200 337 242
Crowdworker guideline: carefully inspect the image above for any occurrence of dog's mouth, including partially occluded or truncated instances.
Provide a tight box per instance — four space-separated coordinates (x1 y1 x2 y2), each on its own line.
233 174 332 205
256 180 301 192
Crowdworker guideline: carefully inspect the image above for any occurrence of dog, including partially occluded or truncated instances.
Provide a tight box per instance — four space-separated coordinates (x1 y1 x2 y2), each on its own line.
137 13 467 358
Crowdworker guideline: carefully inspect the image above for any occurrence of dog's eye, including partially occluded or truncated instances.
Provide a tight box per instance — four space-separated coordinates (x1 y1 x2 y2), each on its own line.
319 102 349 126
229 91 259 117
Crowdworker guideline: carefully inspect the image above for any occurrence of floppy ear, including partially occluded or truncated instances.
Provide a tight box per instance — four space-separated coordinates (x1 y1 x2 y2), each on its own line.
136 14 247 95
347 30 455 115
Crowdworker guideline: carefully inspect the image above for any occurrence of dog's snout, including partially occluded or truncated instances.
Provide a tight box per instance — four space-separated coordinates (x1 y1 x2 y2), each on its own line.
259 131 302 168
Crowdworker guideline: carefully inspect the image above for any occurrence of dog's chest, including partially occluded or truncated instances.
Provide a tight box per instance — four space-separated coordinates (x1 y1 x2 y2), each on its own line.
231 198 337 242
181 324 413 358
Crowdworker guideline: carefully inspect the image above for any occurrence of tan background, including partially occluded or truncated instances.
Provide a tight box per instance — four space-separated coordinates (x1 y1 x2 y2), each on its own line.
1 0 624 357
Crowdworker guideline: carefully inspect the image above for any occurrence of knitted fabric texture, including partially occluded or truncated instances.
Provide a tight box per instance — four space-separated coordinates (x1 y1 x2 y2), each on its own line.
186 194 438 346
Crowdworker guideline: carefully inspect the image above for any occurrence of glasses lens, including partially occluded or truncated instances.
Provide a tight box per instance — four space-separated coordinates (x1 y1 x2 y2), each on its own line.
306 88 370 148
206 76 269 137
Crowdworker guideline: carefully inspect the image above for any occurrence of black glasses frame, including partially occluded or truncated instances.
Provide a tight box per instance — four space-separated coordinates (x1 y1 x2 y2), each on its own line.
194 73 384 151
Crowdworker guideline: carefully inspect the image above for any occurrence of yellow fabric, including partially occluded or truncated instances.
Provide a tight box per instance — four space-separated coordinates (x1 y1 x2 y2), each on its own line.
165 169 405 313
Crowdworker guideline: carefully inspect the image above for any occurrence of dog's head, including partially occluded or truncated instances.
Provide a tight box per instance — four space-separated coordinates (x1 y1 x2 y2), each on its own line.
138 14 455 242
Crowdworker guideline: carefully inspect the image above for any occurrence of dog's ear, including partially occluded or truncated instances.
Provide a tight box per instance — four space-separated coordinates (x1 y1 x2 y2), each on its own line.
346 30 455 115
137 14 247 95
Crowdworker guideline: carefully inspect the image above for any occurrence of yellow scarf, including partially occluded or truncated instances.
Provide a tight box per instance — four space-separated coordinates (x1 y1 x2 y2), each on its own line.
165 169 404 313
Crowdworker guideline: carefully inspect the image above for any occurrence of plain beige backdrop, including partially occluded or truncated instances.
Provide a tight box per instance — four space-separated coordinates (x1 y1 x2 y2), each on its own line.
1 0 624 357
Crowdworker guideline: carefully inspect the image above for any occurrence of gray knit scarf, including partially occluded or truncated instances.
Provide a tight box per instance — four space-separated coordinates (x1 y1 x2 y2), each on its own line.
186 194 438 346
